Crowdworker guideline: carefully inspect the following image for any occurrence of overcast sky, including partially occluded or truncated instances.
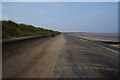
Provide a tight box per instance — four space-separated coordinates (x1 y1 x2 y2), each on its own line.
2 2 118 33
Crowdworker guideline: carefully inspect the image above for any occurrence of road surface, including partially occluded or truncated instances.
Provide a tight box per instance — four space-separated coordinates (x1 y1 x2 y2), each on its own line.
3 34 119 78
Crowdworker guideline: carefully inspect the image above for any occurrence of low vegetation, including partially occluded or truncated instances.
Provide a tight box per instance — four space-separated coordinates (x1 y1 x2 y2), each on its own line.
1 20 61 39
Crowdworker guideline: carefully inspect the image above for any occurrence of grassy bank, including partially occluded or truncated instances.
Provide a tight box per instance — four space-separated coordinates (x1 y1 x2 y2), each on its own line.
1 20 61 39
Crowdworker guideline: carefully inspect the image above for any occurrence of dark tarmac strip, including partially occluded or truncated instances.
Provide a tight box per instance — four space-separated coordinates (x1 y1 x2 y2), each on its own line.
52 34 120 78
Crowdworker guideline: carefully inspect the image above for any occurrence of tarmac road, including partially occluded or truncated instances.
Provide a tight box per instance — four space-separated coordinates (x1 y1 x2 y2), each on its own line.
52 34 119 78
2 34 120 78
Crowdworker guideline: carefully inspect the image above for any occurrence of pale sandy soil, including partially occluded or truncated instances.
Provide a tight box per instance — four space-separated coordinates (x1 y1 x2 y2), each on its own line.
109 44 120 48
78 36 116 42
78 36 119 48
71 33 119 38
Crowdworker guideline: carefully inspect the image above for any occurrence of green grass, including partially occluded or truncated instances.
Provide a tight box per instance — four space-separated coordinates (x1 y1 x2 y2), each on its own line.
1 20 61 39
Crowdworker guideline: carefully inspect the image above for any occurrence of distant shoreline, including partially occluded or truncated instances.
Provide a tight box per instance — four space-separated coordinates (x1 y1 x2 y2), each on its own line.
65 32 120 38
